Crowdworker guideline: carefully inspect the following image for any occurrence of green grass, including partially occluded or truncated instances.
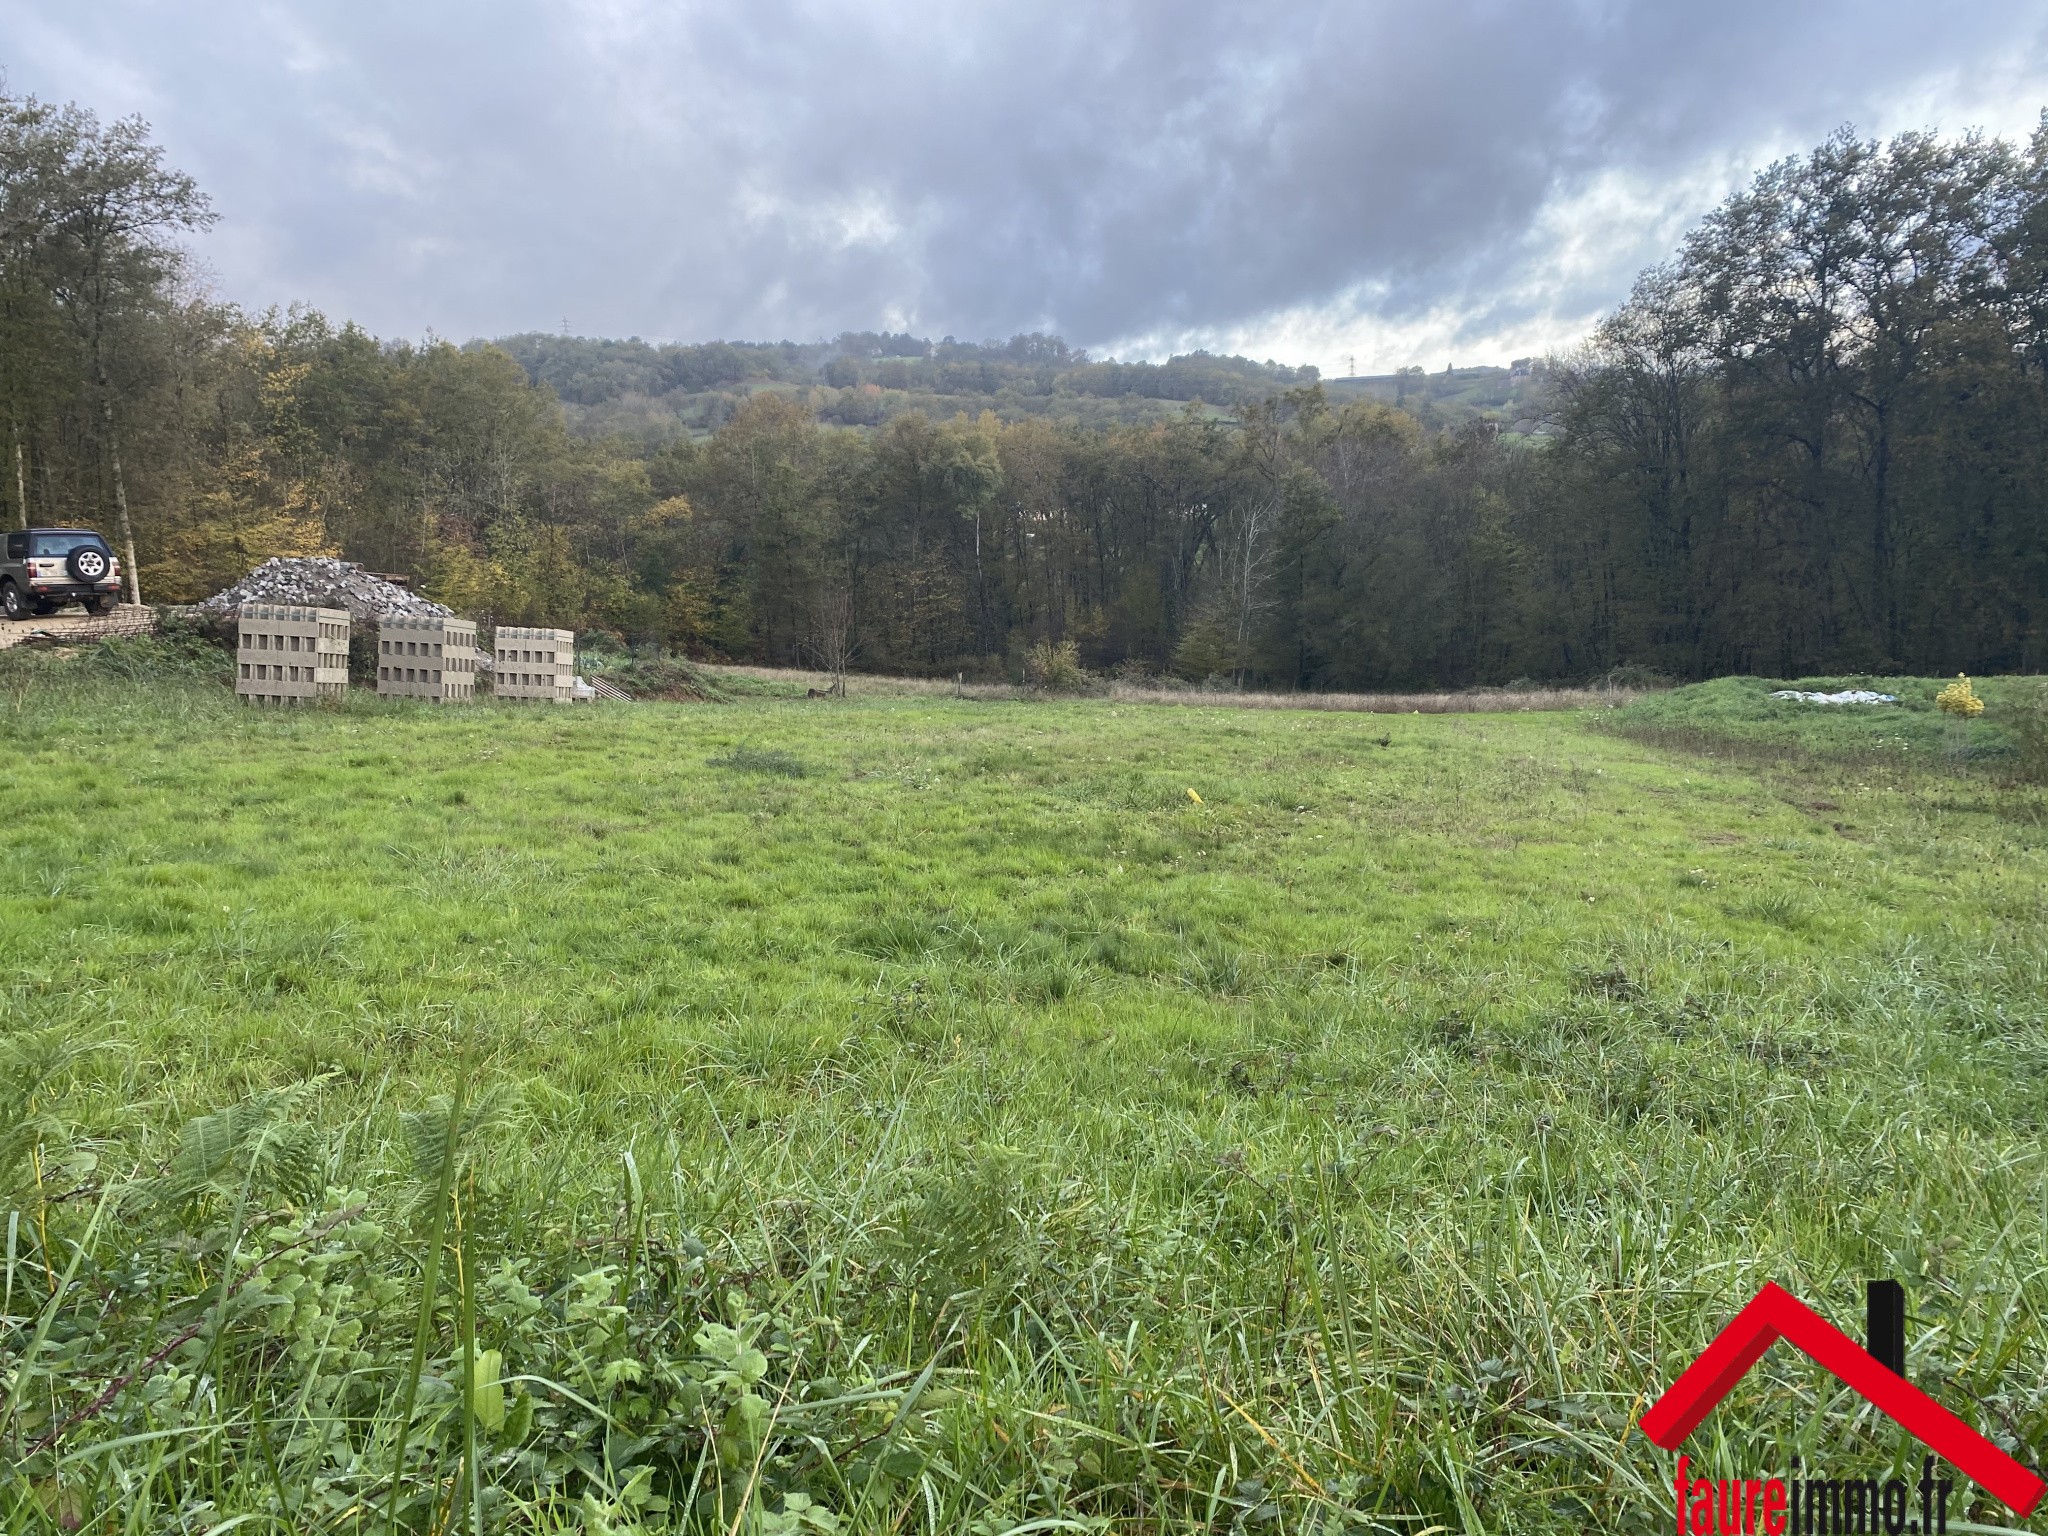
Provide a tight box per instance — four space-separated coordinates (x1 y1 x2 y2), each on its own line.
3 655 2047 1533
1612 674 2048 771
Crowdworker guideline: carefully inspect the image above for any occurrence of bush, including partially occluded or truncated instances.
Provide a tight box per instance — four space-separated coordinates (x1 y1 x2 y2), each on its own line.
1598 663 1675 691
575 628 630 661
156 606 237 652
347 629 380 684
600 654 723 701
1023 639 1091 693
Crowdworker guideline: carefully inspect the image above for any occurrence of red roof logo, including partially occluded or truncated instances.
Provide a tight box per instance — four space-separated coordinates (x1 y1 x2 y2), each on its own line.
1639 1282 2044 1517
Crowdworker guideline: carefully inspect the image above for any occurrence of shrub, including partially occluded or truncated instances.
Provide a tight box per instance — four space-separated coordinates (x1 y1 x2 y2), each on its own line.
1599 663 1674 691
1023 639 1090 693
604 654 723 701
575 627 630 661
347 628 381 684
156 606 237 652
1936 673 1985 717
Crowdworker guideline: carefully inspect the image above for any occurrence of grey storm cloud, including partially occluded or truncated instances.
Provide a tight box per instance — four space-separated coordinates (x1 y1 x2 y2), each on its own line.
7 0 2048 364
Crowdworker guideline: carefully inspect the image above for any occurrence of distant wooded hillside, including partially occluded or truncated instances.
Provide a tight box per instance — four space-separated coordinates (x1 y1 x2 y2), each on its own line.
486 331 1326 439
1323 363 1555 437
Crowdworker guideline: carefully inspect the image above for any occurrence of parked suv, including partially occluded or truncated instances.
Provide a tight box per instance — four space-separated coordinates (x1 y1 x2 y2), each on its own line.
0 527 122 619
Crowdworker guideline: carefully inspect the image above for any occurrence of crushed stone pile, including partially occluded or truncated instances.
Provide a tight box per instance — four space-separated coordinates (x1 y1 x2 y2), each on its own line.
199 558 453 625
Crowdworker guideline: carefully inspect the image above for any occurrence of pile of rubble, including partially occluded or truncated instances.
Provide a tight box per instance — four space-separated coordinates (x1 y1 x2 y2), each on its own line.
198 558 452 624
1769 688 1900 705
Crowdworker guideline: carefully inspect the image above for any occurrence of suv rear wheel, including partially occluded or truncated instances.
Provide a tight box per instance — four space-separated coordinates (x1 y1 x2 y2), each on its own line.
67 546 110 583
1 581 25 621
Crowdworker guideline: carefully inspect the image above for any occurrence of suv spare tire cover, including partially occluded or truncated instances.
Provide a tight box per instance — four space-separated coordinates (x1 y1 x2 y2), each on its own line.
68 545 109 582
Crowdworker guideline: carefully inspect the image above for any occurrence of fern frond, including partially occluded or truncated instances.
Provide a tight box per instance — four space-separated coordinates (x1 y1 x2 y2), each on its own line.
399 1082 521 1215
140 1078 333 1212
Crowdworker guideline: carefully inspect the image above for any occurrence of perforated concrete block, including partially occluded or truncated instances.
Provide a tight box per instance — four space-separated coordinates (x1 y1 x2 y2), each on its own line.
492 626 576 702
236 604 349 705
377 615 480 702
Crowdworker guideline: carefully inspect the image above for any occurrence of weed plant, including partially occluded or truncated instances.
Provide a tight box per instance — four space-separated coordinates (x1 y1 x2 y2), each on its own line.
2 658 2046 1533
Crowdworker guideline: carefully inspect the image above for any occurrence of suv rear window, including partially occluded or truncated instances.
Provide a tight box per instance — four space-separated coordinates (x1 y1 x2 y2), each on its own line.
28 532 110 559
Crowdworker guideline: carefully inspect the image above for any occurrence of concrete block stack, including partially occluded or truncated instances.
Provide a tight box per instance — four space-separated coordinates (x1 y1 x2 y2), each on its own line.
492 626 576 702
377 615 480 702
236 604 349 706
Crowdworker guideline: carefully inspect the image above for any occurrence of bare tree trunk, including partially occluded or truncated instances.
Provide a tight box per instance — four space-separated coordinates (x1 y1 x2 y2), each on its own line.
84 321 143 604
97 390 141 605
9 417 25 532
809 586 856 696
972 505 989 658
1232 498 1271 688
1234 515 1253 684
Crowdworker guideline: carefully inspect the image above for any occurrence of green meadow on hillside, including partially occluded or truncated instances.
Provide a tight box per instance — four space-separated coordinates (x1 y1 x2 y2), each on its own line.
3 654 2046 1533
1614 674 2047 769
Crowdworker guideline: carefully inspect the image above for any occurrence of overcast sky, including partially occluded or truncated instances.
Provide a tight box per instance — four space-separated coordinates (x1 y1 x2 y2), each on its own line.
7 1 2048 373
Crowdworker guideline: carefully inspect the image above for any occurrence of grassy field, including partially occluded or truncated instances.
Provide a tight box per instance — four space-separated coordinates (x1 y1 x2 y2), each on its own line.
3 649 2047 1534
682 662 1637 717
1613 674 2047 772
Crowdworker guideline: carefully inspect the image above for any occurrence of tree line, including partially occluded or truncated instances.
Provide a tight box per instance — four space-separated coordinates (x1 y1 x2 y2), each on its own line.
494 329 1316 412
1549 125 2048 678
3 92 2045 682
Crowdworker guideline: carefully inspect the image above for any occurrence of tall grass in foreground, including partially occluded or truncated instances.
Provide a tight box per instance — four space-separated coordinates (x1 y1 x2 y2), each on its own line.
2 657 2046 1532
7 991 2046 1535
